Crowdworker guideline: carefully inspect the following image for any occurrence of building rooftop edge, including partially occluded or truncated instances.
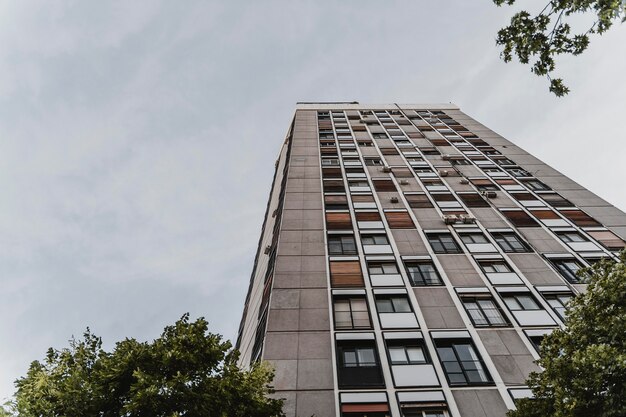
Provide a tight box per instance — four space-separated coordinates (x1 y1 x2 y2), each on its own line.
295 102 459 110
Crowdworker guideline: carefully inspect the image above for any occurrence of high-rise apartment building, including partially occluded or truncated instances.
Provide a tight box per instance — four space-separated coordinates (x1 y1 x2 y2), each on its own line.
235 103 626 417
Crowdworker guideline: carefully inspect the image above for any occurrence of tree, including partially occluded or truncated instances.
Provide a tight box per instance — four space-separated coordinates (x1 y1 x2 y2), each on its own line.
508 252 626 417
2 314 284 417
493 0 626 96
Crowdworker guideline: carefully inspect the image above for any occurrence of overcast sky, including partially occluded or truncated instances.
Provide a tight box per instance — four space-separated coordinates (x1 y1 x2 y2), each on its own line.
0 1 624 400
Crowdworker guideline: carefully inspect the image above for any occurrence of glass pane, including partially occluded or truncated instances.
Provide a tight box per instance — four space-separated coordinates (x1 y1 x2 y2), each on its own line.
382 263 398 274
517 295 539 310
392 297 411 312
389 347 408 364
376 299 394 313
352 312 371 328
334 312 352 328
493 262 510 272
503 297 521 310
437 347 456 361
343 350 357 366
374 235 389 244
334 300 350 311
369 265 383 274
357 348 376 366
350 299 368 311
454 344 479 361
406 346 426 363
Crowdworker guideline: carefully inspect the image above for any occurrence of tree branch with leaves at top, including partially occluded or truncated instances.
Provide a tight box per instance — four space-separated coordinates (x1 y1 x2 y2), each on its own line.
494 0 626 96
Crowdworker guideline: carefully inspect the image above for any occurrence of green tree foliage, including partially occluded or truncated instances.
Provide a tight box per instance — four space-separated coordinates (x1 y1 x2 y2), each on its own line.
494 0 626 96
509 252 626 417
2 314 284 417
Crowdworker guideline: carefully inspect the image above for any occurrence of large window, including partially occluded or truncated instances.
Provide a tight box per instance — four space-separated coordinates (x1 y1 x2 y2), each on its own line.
387 341 428 365
490 231 531 253
502 293 541 311
362 234 390 246
336 341 385 388
434 339 492 386
405 261 443 286
401 409 448 417
426 233 462 254
376 295 412 313
368 262 399 275
477 259 512 273
548 258 585 284
328 235 358 255
461 296 509 327
543 293 572 320
333 296 371 330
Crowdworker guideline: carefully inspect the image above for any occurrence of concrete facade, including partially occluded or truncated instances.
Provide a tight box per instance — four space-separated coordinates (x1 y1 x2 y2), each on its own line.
236 103 626 417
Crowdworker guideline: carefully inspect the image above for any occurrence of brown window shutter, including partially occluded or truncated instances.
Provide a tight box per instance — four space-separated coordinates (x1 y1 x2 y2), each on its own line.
320 147 337 155
323 180 345 193
325 212 352 230
330 261 364 287
470 178 495 187
322 167 342 178
531 209 560 219
560 209 602 227
324 195 347 205
341 403 390 413
587 230 626 250
458 193 489 207
373 179 397 192
355 211 381 221
391 167 413 178
352 194 375 203
405 193 433 208
385 211 414 228
501 210 539 227
429 139 449 146
380 147 399 155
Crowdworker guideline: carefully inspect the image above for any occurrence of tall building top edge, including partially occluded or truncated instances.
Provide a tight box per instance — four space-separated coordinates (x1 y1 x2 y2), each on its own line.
295 102 459 110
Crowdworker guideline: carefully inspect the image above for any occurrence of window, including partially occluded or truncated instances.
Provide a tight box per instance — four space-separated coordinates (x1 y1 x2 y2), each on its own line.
405 261 443 286
556 231 587 243
328 235 358 255
365 158 383 166
333 297 371 329
459 233 489 244
325 194 349 210
362 234 390 245
321 158 340 166
502 294 541 311
373 179 397 192
431 193 462 209
385 211 415 229
522 179 550 191
451 158 471 166
544 293 572 319
470 178 498 191
506 168 531 177
368 262 399 275
527 334 545 352
435 340 492 386
586 230 626 251
376 295 412 313
490 231 531 253
477 259 512 273
559 209 601 227
548 258 585 283
405 193 433 208
326 212 353 230
494 158 516 166
501 210 540 228
387 341 427 365
402 409 448 417
336 341 385 388
461 296 509 327
458 193 489 208
427 233 462 254
539 192 573 208
330 261 364 287
349 180 371 191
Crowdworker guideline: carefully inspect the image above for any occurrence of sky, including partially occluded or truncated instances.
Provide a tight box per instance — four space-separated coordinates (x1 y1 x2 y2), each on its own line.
0 0 624 400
